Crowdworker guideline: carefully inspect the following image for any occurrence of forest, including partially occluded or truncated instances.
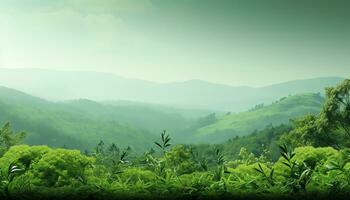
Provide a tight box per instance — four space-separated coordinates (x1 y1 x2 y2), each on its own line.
0 79 349 200
1 1 349 199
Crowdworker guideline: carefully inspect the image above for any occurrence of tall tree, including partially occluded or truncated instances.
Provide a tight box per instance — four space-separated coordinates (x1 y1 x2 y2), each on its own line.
319 79 350 137
0 122 26 155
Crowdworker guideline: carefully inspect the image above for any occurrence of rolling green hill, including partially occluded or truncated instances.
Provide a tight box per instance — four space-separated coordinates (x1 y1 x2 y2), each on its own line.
56 99 197 134
185 93 324 143
102 100 216 120
0 86 203 152
0 85 327 150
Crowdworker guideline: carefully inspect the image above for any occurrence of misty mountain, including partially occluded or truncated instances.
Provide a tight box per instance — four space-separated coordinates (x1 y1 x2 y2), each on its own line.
0 84 327 150
0 85 203 151
0 68 344 111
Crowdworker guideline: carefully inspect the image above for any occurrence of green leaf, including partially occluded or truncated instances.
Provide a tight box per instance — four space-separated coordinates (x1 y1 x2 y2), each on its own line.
164 143 171 147
154 142 162 148
269 168 275 179
282 161 291 168
254 168 263 174
281 153 289 161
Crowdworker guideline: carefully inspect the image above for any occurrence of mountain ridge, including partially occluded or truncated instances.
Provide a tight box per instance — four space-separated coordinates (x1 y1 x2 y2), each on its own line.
0 68 344 111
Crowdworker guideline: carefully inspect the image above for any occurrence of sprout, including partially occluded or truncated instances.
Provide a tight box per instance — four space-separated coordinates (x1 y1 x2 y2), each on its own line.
154 130 171 153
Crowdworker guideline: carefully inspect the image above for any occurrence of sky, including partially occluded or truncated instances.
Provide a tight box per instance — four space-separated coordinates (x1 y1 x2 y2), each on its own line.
0 0 349 87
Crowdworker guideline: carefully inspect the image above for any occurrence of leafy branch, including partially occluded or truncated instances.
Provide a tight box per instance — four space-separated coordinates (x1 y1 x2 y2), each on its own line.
154 130 171 153
254 163 275 186
279 144 313 192
215 149 224 165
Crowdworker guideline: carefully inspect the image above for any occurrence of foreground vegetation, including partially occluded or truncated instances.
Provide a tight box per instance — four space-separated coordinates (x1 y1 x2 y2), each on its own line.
0 79 349 200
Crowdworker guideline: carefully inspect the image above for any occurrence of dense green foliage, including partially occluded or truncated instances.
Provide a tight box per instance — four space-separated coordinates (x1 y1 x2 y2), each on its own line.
281 79 350 148
0 122 26 156
221 124 293 161
0 129 350 200
0 79 348 199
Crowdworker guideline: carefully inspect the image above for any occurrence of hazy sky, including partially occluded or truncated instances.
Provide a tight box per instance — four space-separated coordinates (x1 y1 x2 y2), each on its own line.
0 0 349 86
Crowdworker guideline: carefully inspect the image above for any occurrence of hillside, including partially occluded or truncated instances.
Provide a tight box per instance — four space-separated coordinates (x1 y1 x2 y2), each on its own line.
185 93 324 143
0 86 202 152
57 99 198 133
101 100 215 120
0 68 343 111
0 85 330 149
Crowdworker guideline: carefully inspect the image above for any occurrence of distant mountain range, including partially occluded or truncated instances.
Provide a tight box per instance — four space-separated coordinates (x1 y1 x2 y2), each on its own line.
0 68 344 111
0 85 216 151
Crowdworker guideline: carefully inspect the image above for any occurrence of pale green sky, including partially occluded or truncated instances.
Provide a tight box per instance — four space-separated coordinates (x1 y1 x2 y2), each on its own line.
0 0 349 86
